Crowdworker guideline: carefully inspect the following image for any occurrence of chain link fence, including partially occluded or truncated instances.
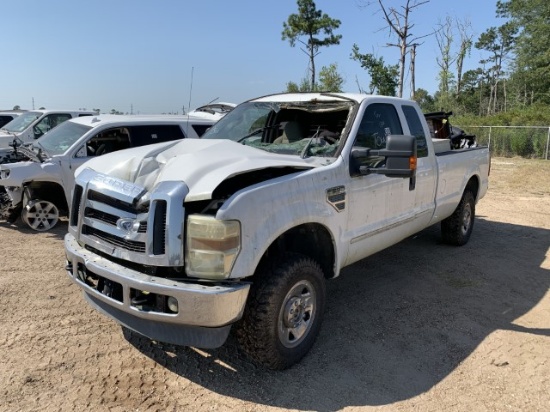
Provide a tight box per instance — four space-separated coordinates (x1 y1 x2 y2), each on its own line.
459 126 550 160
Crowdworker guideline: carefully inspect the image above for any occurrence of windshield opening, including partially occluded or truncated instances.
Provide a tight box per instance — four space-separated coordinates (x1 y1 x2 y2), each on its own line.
201 100 354 157
33 121 91 155
2 111 42 133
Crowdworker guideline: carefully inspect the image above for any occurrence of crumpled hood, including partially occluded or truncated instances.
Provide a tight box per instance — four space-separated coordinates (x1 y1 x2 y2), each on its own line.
78 139 315 201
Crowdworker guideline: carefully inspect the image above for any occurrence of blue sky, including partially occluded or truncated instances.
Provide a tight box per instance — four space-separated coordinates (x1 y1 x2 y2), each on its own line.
1 0 504 114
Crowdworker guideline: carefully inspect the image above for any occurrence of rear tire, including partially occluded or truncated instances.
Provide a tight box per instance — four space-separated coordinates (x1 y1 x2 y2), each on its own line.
441 190 475 246
236 253 326 370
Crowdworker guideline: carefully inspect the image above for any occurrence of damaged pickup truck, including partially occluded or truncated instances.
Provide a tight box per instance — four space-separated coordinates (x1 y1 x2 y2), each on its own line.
65 93 490 369
0 115 216 230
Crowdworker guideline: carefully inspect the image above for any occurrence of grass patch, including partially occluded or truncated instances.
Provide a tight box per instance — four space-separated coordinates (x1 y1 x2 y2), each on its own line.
489 157 550 196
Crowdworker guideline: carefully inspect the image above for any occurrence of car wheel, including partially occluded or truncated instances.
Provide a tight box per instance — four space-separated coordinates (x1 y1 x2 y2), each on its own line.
236 252 326 370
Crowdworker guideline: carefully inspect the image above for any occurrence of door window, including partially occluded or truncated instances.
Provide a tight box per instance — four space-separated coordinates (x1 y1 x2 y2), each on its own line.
402 105 428 157
86 128 131 156
34 114 72 138
352 103 403 171
127 125 185 146
354 103 403 149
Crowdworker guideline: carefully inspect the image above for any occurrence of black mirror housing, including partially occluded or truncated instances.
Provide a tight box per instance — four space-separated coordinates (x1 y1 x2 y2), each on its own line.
351 134 417 180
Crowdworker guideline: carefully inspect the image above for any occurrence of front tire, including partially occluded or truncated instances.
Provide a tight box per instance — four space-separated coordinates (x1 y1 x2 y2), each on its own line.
21 199 59 231
236 253 326 370
441 190 475 246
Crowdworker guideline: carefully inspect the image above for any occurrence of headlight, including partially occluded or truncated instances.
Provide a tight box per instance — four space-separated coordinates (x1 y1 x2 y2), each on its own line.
0 168 10 179
185 215 241 279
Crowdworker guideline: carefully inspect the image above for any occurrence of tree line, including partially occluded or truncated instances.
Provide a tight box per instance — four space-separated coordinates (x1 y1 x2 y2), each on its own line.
282 0 550 126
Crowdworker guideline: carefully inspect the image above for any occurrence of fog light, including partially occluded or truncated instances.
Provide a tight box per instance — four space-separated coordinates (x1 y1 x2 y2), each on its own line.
167 296 178 313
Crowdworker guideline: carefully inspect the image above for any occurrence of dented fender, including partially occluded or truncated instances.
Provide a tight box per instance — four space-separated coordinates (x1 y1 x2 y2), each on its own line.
216 159 349 279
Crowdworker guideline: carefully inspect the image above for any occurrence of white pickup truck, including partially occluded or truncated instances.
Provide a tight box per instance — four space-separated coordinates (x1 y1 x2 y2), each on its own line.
0 114 216 230
64 93 490 370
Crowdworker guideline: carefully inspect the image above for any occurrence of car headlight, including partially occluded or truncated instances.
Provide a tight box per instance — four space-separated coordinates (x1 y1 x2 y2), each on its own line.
0 168 10 179
185 215 241 279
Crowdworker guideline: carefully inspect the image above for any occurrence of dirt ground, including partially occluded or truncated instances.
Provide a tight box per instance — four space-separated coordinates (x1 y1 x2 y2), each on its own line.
1 157 549 412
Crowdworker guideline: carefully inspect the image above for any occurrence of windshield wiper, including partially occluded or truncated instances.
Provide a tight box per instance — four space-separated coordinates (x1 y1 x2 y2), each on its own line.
237 123 280 143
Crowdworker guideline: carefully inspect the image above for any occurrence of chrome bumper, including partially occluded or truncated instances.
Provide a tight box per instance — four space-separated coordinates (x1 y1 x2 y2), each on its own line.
65 233 250 348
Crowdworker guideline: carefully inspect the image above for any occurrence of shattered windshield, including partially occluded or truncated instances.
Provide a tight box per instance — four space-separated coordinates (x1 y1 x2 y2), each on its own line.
33 121 91 156
2 111 42 133
201 100 353 158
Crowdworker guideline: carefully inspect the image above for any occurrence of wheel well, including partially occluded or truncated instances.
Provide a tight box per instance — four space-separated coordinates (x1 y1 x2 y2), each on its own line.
24 182 68 213
465 175 480 201
264 223 336 279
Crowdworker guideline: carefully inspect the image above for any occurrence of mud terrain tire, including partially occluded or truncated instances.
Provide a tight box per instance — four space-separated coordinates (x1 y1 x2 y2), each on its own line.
441 190 475 246
236 253 326 370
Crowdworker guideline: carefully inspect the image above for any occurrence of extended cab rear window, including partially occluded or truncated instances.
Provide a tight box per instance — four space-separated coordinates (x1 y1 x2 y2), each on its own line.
402 105 428 158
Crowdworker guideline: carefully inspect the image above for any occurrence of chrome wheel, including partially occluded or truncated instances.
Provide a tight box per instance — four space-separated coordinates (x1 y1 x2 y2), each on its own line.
22 200 59 231
278 279 317 348
461 203 472 236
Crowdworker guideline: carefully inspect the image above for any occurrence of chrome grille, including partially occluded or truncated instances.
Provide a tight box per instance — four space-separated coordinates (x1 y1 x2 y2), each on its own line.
83 225 146 253
69 168 189 267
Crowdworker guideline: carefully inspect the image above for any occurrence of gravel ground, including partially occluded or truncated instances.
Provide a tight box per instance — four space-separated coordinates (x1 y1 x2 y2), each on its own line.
1 158 549 412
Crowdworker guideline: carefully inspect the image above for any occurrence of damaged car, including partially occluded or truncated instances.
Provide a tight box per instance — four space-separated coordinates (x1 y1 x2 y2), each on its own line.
0 114 216 230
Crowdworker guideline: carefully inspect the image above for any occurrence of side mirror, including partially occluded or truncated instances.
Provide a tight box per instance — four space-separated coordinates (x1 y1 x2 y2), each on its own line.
351 135 417 188
75 145 87 158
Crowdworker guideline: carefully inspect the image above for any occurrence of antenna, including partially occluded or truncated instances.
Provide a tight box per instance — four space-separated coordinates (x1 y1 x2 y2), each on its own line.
185 67 194 136
187 67 194 114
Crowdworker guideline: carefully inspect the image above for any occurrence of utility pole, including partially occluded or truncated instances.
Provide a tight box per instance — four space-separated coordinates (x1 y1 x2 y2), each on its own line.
410 43 417 99
32 97 35 110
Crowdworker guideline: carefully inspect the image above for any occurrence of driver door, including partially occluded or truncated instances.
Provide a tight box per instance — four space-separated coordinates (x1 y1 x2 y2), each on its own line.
345 102 418 266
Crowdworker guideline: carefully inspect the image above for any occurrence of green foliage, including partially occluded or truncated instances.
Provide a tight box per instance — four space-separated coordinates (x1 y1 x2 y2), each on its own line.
453 104 550 158
282 0 342 89
285 78 313 92
318 63 344 92
414 88 436 112
351 44 399 96
497 0 550 104
285 63 343 92
455 104 550 127
509 129 534 157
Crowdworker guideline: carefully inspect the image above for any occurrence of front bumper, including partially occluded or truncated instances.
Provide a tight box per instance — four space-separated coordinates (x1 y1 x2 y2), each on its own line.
65 233 250 348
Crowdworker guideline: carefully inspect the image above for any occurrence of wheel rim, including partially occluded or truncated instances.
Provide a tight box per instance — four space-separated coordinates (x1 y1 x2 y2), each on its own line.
461 203 472 235
22 200 59 231
278 279 317 348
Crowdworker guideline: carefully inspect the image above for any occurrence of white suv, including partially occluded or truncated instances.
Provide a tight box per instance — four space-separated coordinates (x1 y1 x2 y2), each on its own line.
0 114 216 230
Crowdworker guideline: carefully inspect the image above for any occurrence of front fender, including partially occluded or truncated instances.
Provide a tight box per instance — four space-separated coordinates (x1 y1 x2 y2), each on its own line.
216 165 348 279
0 161 63 204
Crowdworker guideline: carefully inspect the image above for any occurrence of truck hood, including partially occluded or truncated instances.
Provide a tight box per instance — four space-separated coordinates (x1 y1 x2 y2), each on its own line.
79 139 316 201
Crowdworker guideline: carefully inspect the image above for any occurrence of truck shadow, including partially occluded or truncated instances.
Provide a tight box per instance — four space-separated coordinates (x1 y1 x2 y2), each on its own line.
124 217 550 410
0 218 68 240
